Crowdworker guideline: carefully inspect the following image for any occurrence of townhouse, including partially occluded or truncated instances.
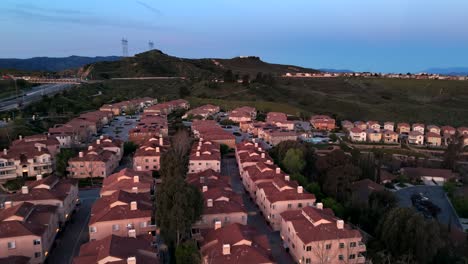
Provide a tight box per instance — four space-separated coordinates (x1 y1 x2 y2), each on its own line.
12 134 60 158
310 115 336 131
235 141 274 177
397 123 411 134
427 125 441 135
68 137 123 178
366 129 382 143
191 120 236 148
426 132 442 147
187 169 231 190
48 124 80 147
228 106 257 123
78 110 113 131
129 114 169 143
256 176 316 230
349 128 366 142
382 130 398 144
242 162 287 199
0 202 59 264
441 126 456 137
133 136 170 172
366 121 381 131
412 123 425 134
189 140 221 173
408 131 424 145
383 122 394 131
0 144 53 179
143 99 189 115
73 234 158 264
353 121 367 130
183 104 220 119
458 127 468 136
100 168 154 197
261 129 298 146
266 112 295 130
88 191 155 241
280 205 366 264
6 175 78 224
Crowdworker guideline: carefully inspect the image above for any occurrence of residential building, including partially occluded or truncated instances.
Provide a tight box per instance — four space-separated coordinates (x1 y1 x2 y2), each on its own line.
261 129 298 146
133 136 169 172
235 141 274 177
6 175 78 224
310 115 336 131
280 206 366 264
242 163 287 199
129 115 168 143
426 132 442 147
183 104 220 119
0 145 53 179
366 129 382 143
341 120 354 131
12 134 60 157
100 168 154 197
353 121 367 130
408 131 424 145
189 140 221 173
88 191 154 241
382 130 398 144
200 223 274 264
350 179 384 205
412 123 425 134
401 167 455 185
256 176 316 230
458 127 468 136
73 234 158 264
441 126 456 137
48 124 80 147
349 128 366 142
187 169 231 190
366 121 380 131
463 135 468 147
0 202 59 264
144 99 189 115
427 125 441 135
266 112 295 130
191 120 236 148
383 122 394 131
228 106 257 123
397 123 411 134
78 110 113 131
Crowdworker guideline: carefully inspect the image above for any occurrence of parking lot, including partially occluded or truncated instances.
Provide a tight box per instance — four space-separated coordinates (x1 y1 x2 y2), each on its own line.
395 185 462 229
100 115 140 141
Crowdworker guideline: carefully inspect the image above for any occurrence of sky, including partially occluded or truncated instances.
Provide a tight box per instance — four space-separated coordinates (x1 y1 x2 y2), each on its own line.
0 0 467 73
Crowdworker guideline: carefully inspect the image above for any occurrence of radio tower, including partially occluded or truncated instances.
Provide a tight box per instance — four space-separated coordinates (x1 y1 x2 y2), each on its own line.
148 41 154 51
121 38 128 57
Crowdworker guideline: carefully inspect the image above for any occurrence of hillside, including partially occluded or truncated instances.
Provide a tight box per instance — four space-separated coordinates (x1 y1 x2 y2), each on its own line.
0 56 121 72
84 50 319 80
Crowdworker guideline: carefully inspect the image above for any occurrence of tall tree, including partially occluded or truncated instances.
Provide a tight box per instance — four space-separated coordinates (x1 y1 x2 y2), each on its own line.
282 148 305 174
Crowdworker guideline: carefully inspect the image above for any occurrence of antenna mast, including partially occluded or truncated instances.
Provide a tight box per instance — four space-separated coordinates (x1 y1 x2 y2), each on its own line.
121 38 128 57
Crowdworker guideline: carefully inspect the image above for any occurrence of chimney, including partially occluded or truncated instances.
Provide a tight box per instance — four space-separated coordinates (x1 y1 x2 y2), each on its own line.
254 142 258 148
136 166 142 171
200 176 205 184
197 146 201 151
37 145 42 152
4 201 12 208
297 186 303 194
337 220 344 229
258 147 262 152
19 135 23 140
159 137 163 146
96 139 101 145
132 187 138 193
133 176 139 183
128 229 136 238
100 135 104 140
276 167 281 174
261 153 265 159
36 174 42 181
130 201 137 210
222 244 231 255
207 199 213 207
21 186 29 194
214 220 222 230
316 203 323 210
196 151 200 157
202 186 208 192
127 257 136 264
200 137 204 142
285 175 290 181
3 149 7 155
198 141 202 147
156 147 160 153
88 145 93 150
79 152 84 158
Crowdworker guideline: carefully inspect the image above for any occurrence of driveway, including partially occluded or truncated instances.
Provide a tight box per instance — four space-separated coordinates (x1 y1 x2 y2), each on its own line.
395 185 462 229
46 189 100 264
221 158 294 264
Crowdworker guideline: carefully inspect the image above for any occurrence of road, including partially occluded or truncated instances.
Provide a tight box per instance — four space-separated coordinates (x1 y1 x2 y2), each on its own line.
221 157 294 264
0 84 75 112
395 185 462 229
46 189 100 264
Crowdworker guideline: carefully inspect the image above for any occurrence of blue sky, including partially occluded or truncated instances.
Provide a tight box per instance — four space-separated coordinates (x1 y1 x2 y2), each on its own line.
0 0 467 72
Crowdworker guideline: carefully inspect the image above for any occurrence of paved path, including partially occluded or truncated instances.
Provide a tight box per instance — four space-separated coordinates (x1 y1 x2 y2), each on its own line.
222 157 294 264
46 189 100 264
395 185 462 229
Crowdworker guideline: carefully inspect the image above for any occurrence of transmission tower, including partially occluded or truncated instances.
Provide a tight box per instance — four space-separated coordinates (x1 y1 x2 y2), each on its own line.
148 41 154 51
121 38 128 57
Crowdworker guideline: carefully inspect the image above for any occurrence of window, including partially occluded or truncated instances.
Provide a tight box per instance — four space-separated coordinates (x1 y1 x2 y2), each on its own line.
271 214 275 219
271 205 276 209
287 204 292 209
349 254 356 260
89 226 97 233
298 203 303 208
339 243 345 248
326 244 332 250
35 252 41 258
140 221 148 228
112 224 120 231
305 258 311 264
306 246 312 251
8 241 16 249
350 242 357 248
339 255 344 260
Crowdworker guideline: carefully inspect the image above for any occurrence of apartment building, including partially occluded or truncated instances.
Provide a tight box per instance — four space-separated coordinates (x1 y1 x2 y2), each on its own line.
187 169 231 190
6 175 78 224
458 127 468 136
191 120 236 148
310 115 336 131
12 134 61 157
266 112 295 130
129 114 168 143
189 140 221 173
242 163 287 199
441 126 456 137
228 106 257 123
100 168 154 197
0 145 53 180
0 202 59 264
261 129 298 146
133 136 169 172
183 104 220 119
200 223 274 264
256 176 316 230
280 205 366 264
143 99 189 115
235 141 274 177
88 191 154 241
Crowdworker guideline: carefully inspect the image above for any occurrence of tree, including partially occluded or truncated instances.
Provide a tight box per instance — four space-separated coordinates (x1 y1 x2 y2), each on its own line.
176 240 201 264
241 74 250 86
282 148 305 174
223 70 235 83
322 197 345 218
220 144 230 156
55 149 77 178
123 141 138 156
179 86 191 98
329 133 338 142
442 141 462 170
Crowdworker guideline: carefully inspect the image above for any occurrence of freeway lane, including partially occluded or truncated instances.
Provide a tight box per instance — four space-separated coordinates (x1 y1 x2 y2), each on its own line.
0 83 75 111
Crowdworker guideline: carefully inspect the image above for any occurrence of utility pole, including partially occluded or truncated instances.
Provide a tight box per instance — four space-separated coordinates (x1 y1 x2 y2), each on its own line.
121 38 129 57
148 41 154 51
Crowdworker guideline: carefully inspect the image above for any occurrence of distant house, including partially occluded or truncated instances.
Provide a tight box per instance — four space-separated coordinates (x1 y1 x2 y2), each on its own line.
350 179 384 205
463 135 468 147
366 129 382 143
354 121 367 130
382 130 398 144
350 128 366 142
408 131 424 145
401 167 456 185
397 123 411 134
458 127 468 136
412 123 425 134
228 106 257 123
188 140 221 173
366 121 381 132
426 132 442 147
427 125 441 135
310 115 336 131
384 122 394 131
341 120 354 131
441 126 456 137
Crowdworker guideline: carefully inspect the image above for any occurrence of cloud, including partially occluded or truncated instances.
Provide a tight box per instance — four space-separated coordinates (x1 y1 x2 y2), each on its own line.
15 3 84 15
135 0 162 15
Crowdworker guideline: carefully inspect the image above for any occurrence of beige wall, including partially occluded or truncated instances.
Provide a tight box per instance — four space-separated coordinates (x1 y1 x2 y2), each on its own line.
194 212 248 230
133 155 161 171
89 217 154 241
189 160 220 174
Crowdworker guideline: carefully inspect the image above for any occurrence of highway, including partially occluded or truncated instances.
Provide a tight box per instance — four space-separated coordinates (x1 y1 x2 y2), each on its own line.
0 83 75 112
